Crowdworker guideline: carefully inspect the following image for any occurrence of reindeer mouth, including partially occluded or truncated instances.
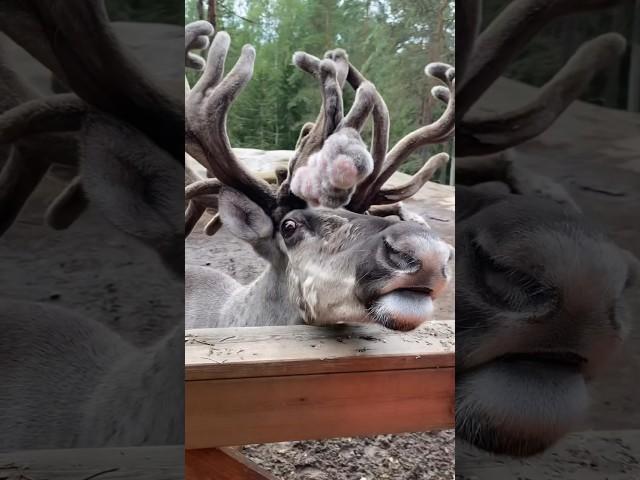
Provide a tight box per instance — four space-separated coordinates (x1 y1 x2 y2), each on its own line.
370 286 434 331
494 351 588 369
456 350 591 456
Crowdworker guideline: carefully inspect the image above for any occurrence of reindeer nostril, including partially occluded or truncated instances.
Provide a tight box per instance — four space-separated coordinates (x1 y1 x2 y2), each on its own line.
383 238 421 272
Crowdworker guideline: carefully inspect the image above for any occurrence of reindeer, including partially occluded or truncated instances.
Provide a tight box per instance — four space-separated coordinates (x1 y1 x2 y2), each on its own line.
0 1 183 450
184 23 455 331
454 0 639 457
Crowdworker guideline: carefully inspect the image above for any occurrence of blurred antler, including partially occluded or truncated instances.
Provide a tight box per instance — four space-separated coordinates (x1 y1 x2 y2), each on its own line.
0 25 83 235
458 32 626 155
0 0 182 160
457 0 629 158
0 0 181 237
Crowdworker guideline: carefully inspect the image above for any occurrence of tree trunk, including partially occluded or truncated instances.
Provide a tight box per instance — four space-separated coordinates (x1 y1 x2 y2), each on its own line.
197 0 205 20
208 0 218 31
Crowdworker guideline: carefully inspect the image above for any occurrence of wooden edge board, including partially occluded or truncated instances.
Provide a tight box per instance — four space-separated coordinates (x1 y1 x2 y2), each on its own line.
186 447 278 480
185 366 455 449
0 446 183 479
185 321 455 381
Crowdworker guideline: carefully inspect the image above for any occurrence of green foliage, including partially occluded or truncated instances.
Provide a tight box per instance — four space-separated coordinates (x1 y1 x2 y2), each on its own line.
186 0 454 182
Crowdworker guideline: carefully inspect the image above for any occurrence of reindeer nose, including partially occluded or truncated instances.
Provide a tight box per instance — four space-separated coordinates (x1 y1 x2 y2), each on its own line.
383 238 422 272
381 233 453 296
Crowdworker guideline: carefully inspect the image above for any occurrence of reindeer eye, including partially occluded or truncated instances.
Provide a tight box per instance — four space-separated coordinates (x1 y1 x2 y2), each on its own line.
281 219 298 238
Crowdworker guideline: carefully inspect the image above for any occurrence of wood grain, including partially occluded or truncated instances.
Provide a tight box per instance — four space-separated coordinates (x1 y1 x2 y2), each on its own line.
186 447 278 480
186 367 454 449
185 321 454 381
0 446 183 479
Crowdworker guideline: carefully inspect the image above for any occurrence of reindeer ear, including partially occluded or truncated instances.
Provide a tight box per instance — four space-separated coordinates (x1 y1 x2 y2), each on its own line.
218 186 273 243
80 113 183 249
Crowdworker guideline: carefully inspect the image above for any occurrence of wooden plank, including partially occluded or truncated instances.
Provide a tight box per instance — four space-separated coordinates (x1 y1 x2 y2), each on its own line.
457 429 640 479
186 366 454 449
0 446 183 479
186 447 278 480
185 322 454 381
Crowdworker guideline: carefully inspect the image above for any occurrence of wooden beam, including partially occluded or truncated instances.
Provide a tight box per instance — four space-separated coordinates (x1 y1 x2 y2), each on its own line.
186 447 278 480
185 322 454 449
0 446 182 479
185 322 454 380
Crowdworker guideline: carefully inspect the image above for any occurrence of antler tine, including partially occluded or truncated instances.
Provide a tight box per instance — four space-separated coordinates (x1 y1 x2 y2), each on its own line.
186 32 276 214
286 51 346 173
294 122 315 150
185 201 206 237
457 0 628 117
45 176 89 230
324 49 350 87
275 51 350 208
372 152 450 205
0 43 83 235
185 20 214 71
0 146 50 235
342 82 377 132
458 32 626 155
317 59 345 140
343 63 390 212
0 95 87 144
185 180 222 199
350 64 454 212
368 203 431 227
291 51 322 76
204 214 222 236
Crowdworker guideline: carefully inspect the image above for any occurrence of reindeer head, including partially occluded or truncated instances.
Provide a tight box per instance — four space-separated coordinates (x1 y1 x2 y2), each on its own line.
184 27 455 331
455 0 638 457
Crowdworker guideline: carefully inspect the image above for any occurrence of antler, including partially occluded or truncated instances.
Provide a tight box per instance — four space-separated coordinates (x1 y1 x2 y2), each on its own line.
277 49 377 209
184 23 281 236
345 63 454 213
0 26 84 235
184 30 454 236
0 1 182 247
185 31 276 212
282 48 453 213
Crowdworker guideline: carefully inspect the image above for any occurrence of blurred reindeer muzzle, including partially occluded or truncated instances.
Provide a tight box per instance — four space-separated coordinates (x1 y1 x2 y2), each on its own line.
357 228 452 331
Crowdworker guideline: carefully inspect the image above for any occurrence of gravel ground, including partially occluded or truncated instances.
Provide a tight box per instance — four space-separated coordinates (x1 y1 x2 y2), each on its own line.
243 432 455 480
